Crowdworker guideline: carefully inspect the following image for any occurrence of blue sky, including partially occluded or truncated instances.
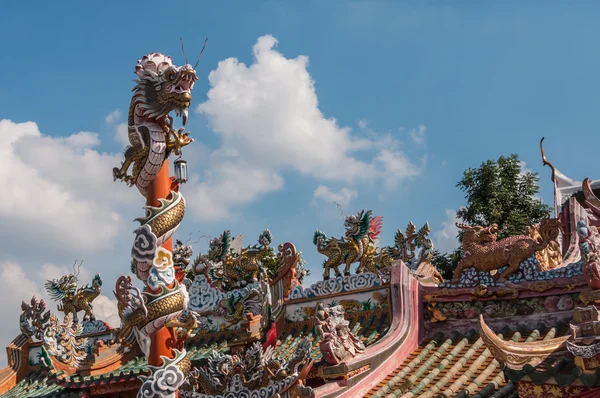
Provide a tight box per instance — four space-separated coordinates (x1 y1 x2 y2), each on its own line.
1 1 600 358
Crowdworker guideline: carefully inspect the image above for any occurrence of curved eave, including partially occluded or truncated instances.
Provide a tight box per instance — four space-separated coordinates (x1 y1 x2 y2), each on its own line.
478 315 569 370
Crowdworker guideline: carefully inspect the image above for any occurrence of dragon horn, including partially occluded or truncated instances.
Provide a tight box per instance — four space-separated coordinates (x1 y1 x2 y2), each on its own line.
193 38 209 70
455 223 473 231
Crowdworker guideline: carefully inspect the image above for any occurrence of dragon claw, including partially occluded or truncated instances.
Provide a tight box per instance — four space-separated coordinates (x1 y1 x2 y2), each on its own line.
112 167 121 182
167 127 193 156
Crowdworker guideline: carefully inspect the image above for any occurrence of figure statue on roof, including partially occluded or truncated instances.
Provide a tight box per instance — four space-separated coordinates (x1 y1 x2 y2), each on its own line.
452 217 562 282
314 209 383 280
173 239 194 280
314 302 365 365
44 264 103 324
368 221 444 283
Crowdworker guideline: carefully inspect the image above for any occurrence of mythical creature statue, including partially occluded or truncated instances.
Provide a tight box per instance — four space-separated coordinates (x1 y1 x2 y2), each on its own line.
111 47 206 396
350 221 443 283
45 271 103 323
527 223 562 270
314 210 383 280
20 296 51 340
195 229 273 290
112 52 197 193
314 303 365 365
182 339 312 395
453 218 562 282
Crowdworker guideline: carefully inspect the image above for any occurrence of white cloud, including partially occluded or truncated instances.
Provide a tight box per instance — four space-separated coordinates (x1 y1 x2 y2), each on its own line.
105 109 122 125
519 160 532 176
0 118 138 367
193 35 424 220
0 262 119 367
114 123 129 147
0 119 136 253
434 209 460 254
312 185 357 207
409 125 426 145
105 109 130 147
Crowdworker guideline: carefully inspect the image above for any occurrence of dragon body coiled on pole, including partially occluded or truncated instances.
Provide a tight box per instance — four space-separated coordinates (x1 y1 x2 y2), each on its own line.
112 49 204 398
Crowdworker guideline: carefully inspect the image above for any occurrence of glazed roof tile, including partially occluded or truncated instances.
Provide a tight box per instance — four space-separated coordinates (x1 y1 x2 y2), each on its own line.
0 310 389 396
0 371 75 398
365 326 557 398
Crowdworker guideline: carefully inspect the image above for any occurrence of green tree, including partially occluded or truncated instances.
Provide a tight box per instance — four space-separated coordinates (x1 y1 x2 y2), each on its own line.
431 248 462 281
456 154 550 239
260 246 309 283
432 154 551 279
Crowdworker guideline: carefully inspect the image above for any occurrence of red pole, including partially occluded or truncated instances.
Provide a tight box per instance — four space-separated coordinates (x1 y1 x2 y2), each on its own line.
144 161 177 397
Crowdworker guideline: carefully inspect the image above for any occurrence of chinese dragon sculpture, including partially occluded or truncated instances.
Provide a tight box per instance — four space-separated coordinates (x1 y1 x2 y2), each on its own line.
314 210 383 280
314 302 365 365
180 339 312 397
112 49 205 397
194 229 273 290
44 270 103 323
452 217 562 282
188 229 273 332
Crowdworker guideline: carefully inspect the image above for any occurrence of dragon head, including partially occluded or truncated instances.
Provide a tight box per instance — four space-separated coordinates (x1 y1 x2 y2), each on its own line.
344 209 372 239
133 53 199 125
313 230 328 246
456 223 497 245
45 274 78 301
258 229 273 247
92 273 103 288
208 231 231 262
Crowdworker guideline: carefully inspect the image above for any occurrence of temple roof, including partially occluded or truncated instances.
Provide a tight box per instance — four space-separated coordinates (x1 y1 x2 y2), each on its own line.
365 325 564 398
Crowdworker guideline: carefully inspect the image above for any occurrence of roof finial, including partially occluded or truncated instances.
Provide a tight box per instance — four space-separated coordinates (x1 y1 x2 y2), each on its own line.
540 137 557 182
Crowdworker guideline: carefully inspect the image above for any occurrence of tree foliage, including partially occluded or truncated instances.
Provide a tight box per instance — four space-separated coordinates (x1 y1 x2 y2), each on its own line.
260 246 309 283
431 248 462 281
456 154 550 240
432 154 551 278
